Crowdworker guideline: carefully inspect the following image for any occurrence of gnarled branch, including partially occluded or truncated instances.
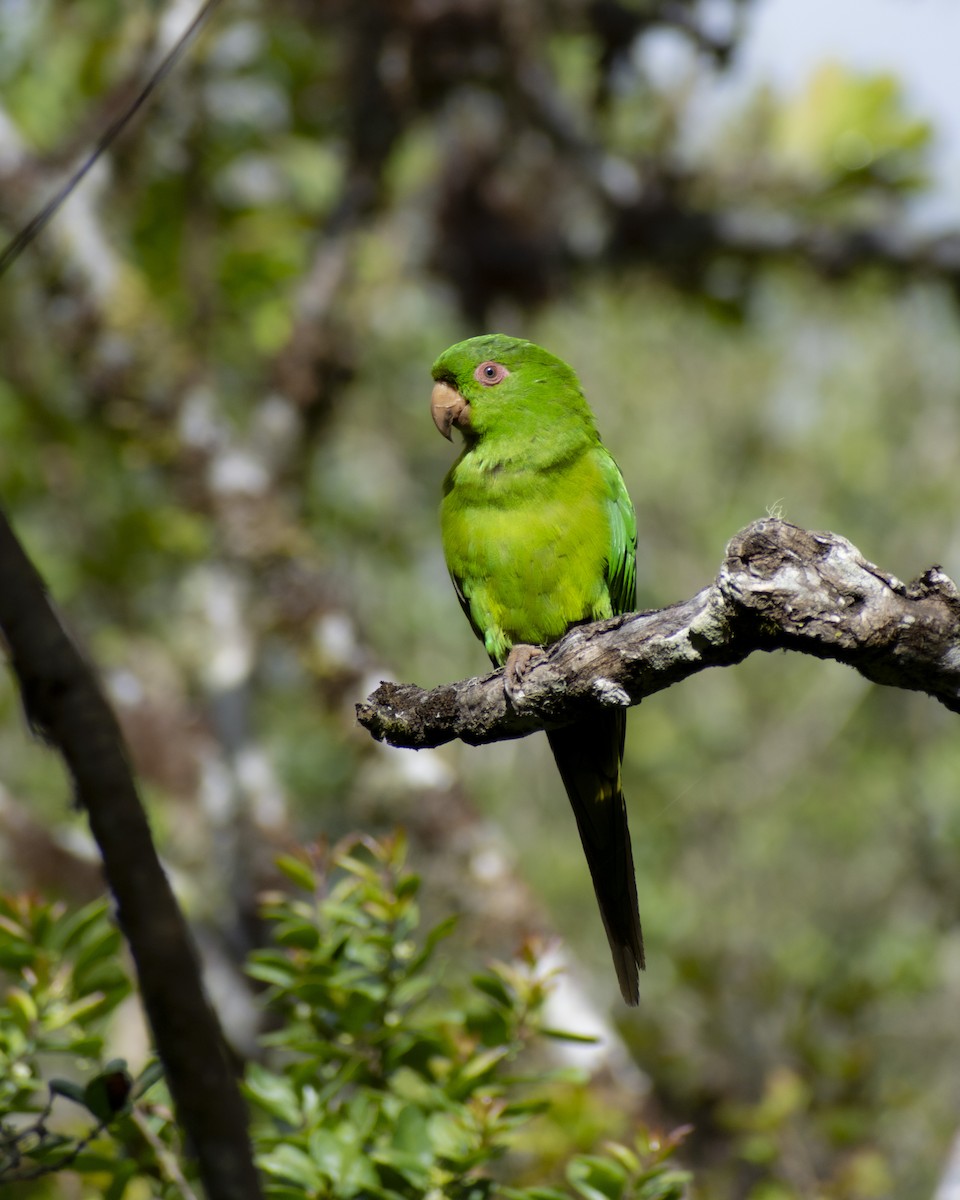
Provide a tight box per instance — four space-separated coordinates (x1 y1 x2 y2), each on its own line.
356 519 960 749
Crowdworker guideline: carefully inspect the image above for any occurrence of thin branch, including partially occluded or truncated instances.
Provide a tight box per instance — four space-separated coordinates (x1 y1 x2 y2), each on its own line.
0 507 263 1200
3 1116 108 1185
357 519 960 749
132 1107 202 1200
0 0 225 282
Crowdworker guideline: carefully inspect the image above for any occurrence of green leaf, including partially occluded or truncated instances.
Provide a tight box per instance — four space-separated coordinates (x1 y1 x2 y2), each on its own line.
274 919 321 950
131 1058 166 1099
275 855 318 892
342 1150 380 1195
346 1090 379 1142
247 960 298 989
410 914 458 966
389 1066 450 1108
510 1189 574 1200
338 854 380 883
50 1033 104 1058
0 932 36 970
540 1027 600 1045
103 1160 140 1200
566 1179 615 1200
5 984 38 1029
392 1104 431 1160
471 973 513 1007
82 1067 132 1122
30 903 58 950
49 1077 88 1106
44 991 112 1031
72 928 124 980
258 1144 325 1191
501 1098 552 1118
395 873 420 900
263 1186 311 1200
71 957 131 1002
599 1142 639 1174
0 911 30 940
637 1168 692 1199
389 972 436 1008
320 901 371 929
458 1045 509 1084
53 899 112 952
428 1112 473 1161
371 1146 432 1188
71 1147 140 1174
566 1155 628 1200
307 1127 344 1177
245 1063 302 1126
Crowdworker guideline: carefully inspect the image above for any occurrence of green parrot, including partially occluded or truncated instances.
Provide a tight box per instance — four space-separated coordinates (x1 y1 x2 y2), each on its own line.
430 333 644 1005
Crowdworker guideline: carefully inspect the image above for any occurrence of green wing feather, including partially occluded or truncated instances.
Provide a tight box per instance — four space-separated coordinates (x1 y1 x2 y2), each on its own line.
601 448 638 618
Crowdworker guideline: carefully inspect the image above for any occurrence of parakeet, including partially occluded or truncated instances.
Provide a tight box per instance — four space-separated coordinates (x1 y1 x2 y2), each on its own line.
430 333 644 1005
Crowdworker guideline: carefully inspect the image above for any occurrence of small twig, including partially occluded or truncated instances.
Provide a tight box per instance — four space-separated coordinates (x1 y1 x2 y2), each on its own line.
4 1122 107 1183
132 1107 202 1200
1 1090 105 1185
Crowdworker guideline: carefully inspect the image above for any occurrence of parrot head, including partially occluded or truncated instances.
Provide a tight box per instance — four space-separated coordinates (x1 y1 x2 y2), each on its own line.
430 333 593 447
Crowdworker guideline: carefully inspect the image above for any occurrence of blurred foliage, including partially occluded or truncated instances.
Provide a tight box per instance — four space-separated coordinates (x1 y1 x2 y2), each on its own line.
772 63 932 193
1 1 960 1198
0 835 692 1199
0 893 131 1119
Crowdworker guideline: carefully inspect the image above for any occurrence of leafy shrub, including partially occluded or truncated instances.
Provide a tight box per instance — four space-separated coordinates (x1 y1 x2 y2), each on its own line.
0 833 691 1199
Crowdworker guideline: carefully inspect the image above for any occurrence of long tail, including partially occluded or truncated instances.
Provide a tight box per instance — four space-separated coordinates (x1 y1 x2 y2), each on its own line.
546 710 644 1005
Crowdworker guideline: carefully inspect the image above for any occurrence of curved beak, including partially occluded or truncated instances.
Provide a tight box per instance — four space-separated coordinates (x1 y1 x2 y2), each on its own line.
431 381 471 440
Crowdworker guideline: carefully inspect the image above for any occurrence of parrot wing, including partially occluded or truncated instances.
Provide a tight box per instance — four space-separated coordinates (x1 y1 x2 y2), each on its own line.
448 570 485 646
600 447 637 618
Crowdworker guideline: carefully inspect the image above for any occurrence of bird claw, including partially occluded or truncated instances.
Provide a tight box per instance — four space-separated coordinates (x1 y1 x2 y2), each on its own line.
503 643 542 705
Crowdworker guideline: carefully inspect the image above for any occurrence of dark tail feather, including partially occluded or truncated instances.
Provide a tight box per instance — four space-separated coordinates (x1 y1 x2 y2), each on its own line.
546 711 644 1005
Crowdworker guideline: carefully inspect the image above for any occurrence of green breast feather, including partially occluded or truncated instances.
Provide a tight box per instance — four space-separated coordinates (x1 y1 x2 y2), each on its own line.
441 443 636 666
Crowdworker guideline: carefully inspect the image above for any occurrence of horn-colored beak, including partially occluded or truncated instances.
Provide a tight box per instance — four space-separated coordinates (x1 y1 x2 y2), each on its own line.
431 381 471 440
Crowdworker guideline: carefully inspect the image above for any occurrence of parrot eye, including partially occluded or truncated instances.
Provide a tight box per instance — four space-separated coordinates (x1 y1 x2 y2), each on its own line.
475 361 509 386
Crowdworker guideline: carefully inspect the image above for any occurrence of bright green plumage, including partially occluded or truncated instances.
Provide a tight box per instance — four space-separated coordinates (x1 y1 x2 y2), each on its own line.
431 333 644 1004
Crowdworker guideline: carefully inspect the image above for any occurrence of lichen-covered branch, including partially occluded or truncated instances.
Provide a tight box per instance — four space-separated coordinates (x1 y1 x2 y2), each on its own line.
357 519 960 749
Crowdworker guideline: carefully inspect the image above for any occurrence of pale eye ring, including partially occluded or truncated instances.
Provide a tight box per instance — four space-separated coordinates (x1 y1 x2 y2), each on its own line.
475 361 508 386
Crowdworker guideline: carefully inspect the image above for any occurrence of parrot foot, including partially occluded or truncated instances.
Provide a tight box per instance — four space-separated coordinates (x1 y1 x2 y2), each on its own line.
503 643 543 705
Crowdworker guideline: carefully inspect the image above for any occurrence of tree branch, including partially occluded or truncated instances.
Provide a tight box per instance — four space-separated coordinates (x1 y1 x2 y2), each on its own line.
0 507 263 1200
357 519 960 749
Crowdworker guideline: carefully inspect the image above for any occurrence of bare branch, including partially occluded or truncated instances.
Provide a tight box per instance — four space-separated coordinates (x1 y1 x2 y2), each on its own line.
0 507 263 1200
356 519 960 749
